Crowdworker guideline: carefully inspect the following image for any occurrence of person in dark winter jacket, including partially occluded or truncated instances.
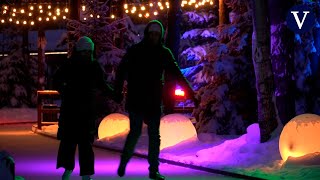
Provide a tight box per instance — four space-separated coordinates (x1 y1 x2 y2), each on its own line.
53 36 113 180
114 20 195 180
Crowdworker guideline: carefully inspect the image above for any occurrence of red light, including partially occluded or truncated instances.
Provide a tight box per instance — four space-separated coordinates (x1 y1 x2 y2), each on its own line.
175 89 185 97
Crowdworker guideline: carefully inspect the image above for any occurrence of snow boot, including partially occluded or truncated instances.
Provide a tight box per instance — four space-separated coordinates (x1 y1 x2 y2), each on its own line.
62 169 72 180
117 161 127 177
82 175 92 180
149 172 165 180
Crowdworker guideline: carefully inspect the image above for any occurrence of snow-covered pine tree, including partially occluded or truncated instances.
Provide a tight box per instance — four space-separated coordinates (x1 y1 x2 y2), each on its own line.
0 27 37 107
180 0 257 134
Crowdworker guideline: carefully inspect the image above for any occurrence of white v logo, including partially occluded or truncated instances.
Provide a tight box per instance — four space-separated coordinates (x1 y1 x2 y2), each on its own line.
291 11 310 29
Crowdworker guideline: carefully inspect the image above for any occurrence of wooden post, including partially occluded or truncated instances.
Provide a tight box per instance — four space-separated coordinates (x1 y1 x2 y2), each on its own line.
37 27 46 90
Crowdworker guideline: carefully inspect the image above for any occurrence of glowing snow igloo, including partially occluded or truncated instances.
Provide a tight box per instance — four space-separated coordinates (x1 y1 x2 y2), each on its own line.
98 113 130 139
279 114 320 161
160 114 197 150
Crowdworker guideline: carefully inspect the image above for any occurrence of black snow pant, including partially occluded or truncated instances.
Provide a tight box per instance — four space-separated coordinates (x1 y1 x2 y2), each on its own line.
57 139 94 176
120 110 161 173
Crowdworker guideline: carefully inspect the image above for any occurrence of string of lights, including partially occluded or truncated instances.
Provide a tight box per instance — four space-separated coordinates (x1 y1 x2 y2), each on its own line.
0 3 69 26
0 0 215 26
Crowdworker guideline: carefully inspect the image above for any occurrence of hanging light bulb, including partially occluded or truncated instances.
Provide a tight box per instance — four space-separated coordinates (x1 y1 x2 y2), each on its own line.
39 5 42 9
146 12 150 17
4 6 8 10
166 2 169 6
23 21 27 25
56 8 60 12
9 18 12 22
150 3 153 7
111 14 115 19
1 19 4 23
65 8 68 13
124 4 128 9
83 17 87 21
12 13 15 17
195 4 198 8
56 11 61 16
31 21 34 25
97 15 100 18
141 6 146 11
160 6 164 10
82 6 86 11
125 9 129 13
158 2 162 6
90 14 93 17
131 10 134 14
38 17 42 21
20 9 25 13
3 10 7 14
48 5 51 9
30 6 34 10
53 16 57 20
138 13 142 17
13 8 16 12
48 12 52 16
29 12 32 16
132 6 136 11
210 1 213 5
16 20 19 24
154 11 158 16
46 17 49 21
40 9 43 13
63 16 66 19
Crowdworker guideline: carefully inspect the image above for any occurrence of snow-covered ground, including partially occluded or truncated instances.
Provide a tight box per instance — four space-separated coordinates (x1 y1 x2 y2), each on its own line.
2 108 320 179
0 108 37 124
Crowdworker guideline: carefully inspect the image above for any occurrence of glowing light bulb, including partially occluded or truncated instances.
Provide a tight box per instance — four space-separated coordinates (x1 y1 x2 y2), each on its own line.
125 10 129 13
111 14 115 19
158 2 162 6
90 14 93 17
83 17 87 20
65 8 68 13
12 13 15 17
23 21 27 25
4 6 8 10
210 1 213 5
150 3 153 7
29 12 32 16
38 17 42 21
139 13 142 17
146 13 150 17
154 11 158 16
82 6 86 11
16 20 19 24
53 16 57 20
166 2 169 6
3 10 6 14
48 5 51 9
195 4 198 8
132 6 136 11
39 5 42 9
31 21 34 25
131 10 134 14
9 18 12 22
1 19 4 23
124 4 128 9
46 17 49 21
56 11 60 16
30 6 34 10
141 6 146 11
56 8 60 12
40 9 43 13
48 12 52 16
97 15 100 18
160 6 164 10
13 9 16 12
20 9 25 13
63 16 66 19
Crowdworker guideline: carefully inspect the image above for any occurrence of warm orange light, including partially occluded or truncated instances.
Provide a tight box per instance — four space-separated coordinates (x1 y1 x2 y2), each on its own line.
175 89 185 97
160 114 197 150
30 6 34 10
63 16 66 19
98 113 130 140
48 12 52 16
48 5 51 9
139 13 142 17
279 114 320 161
46 17 50 21
1 19 4 23
29 12 32 16
40 9 43 13
38 17 42 21
65 8 68 13
141 6 146 11
124 4 128 9
111 15 115 19
23 21 27 25
31 21 34 25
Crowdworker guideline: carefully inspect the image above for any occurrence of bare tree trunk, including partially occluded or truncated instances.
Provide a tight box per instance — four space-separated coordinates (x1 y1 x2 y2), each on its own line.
269 0 296 125
67 0 80 57
251 0 278 142
37 28 46 90
219 0 228 25
163 0 182 114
